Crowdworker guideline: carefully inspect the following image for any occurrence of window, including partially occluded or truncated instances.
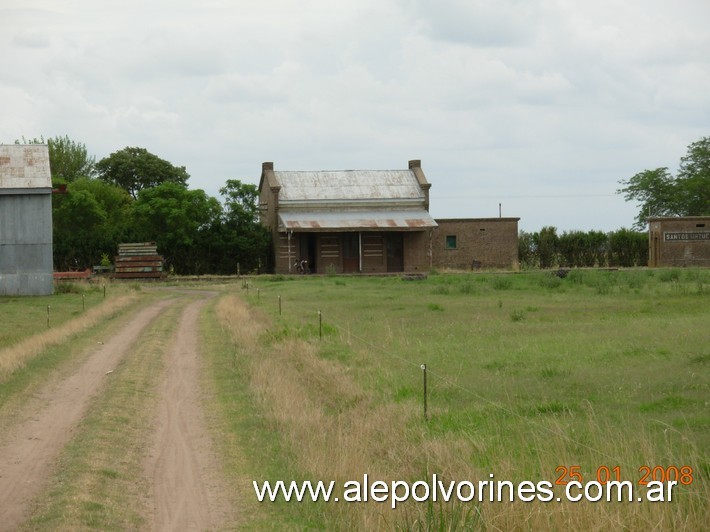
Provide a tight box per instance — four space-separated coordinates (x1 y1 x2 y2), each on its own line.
445 235 457 249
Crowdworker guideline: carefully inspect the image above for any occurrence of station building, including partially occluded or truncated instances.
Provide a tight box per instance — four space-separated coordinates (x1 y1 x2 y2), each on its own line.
258 160 519 274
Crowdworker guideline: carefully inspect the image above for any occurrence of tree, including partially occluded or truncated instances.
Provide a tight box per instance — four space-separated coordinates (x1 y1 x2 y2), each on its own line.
518 230 536 269
96 147 189 199
53 189 107 270
129 182 222 274
677 136 710 216
533 226 559 269
218 179 271 273
608 229 648 267
618 136 710 229
52 178 132 269
15 135 95 182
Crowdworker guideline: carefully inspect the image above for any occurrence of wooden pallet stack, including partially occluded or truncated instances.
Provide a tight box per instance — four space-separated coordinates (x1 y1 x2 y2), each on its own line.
114 242 165 279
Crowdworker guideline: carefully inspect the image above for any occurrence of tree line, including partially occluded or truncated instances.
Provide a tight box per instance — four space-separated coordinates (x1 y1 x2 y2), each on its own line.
13 133 707 275
518 227 648 269
19 136 270 275
520 135 708 270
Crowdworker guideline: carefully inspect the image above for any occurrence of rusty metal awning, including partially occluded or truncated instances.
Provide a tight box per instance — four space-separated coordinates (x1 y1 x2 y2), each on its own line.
278 210 437 232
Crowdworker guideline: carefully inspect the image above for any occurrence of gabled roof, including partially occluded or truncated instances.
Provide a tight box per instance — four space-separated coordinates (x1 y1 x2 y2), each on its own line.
0 144 52 191
260 160 436 232
272 170 426 203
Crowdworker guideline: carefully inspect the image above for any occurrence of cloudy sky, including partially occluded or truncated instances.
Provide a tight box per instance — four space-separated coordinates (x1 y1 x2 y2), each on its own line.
2 0 708 231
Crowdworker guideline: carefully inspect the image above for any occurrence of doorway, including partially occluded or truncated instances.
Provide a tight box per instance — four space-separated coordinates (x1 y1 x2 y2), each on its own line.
386 233 404 272
298 234 318 273
342 233 359 273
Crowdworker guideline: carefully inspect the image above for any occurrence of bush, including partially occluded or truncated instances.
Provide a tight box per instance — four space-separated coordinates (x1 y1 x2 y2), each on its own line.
608 228 648 267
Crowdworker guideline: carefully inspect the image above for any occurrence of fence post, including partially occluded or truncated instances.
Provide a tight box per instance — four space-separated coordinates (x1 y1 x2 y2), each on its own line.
421 364 428 421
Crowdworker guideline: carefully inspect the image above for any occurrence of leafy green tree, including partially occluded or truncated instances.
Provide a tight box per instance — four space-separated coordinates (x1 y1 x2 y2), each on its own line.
218 179 271 273
52 178 132 269
53 189 107 270
533 226 559 269
96 147 189 199
15 135 95 182
618 136 710 229
608 229 648 267
518 230 536 269
558 230 609 267
582 230 608 267
676 136 710 216
129 182 222 274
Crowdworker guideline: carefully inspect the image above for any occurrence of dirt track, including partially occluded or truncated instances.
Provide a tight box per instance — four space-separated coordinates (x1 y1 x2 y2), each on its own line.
145 295 232 530
0 293 232 530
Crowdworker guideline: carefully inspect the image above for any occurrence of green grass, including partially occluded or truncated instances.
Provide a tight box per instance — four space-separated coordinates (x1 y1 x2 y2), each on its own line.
0 282 111 349
3 270 708 529
228 269 709 529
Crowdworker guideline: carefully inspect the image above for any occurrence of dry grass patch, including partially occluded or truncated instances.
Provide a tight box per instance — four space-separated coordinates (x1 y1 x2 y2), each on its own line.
217 294 432 529
0 294 137 381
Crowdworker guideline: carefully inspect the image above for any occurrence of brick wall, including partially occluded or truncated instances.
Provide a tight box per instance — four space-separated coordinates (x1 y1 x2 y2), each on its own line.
403 231 431 271
648 217 710 267
432 218 519 270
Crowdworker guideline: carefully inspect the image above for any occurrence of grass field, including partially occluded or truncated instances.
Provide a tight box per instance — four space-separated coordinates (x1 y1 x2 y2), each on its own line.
1 270 707 530
213 268 709 529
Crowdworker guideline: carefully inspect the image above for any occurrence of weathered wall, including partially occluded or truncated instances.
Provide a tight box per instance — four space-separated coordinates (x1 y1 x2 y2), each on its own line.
0 195 54 295
648 217 710 267
432 218 519 270
403 231 431 272
270 231 431 274
0 145 53 296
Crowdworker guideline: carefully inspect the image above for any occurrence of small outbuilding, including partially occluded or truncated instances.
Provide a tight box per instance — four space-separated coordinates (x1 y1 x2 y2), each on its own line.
432 217 520 270
0 144 54 296
648 216 710 267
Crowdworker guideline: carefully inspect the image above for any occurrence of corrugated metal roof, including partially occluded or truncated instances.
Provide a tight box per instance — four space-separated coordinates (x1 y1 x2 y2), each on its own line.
0 145 52 189
274 170 424 202
278 210 437 232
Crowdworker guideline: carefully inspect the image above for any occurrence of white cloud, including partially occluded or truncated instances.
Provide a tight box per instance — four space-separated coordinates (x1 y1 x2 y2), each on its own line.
0 0 707 231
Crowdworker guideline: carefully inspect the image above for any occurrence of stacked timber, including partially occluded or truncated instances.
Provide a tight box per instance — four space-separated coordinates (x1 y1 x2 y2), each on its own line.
114 242 165 279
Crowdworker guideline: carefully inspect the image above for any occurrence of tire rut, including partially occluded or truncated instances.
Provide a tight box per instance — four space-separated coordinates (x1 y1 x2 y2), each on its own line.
0 298 174 530
145 294 233 531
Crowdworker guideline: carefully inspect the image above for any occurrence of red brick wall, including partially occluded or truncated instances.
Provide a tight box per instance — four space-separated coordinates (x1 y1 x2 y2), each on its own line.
432 218 519 270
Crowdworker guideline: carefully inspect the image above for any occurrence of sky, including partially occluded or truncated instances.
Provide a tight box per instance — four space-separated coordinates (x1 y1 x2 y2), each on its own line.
2 0 709 232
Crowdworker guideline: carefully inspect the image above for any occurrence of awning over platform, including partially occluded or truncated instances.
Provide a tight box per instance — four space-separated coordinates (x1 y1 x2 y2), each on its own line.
278 210 437 232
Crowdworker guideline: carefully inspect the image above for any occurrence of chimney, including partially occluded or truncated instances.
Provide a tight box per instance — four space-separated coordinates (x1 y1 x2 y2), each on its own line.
262 161 274 171
408 159 431 211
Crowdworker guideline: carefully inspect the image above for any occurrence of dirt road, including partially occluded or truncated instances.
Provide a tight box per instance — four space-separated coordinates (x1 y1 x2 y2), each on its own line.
0 292 233 530
145 295 232 530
